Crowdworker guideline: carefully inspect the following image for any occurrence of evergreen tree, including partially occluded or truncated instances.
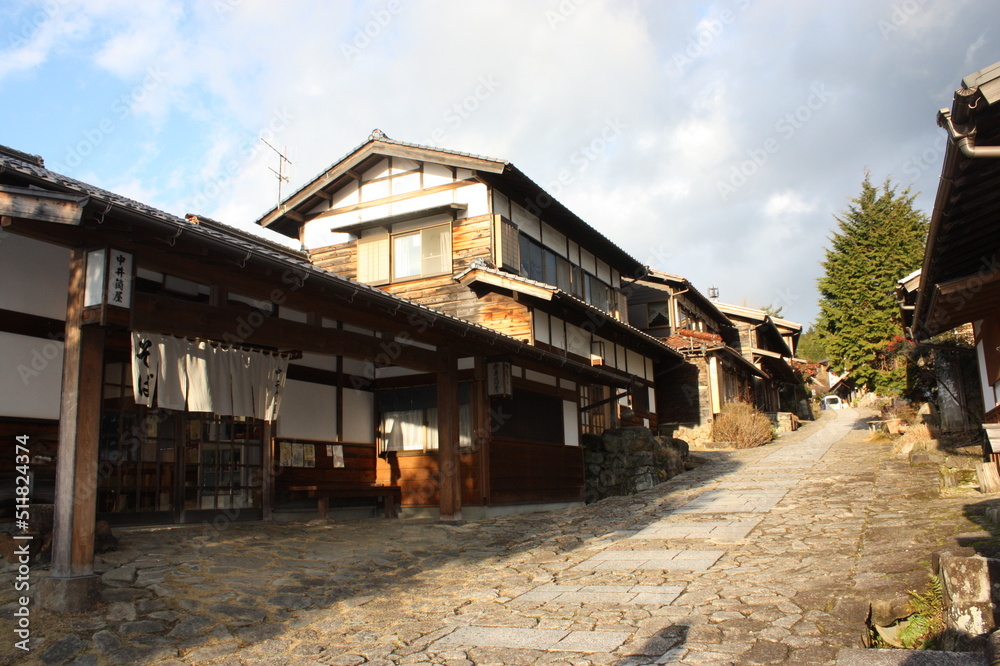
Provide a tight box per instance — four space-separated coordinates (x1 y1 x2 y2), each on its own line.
816 175 928 394
797 326 827 362
761 304 785 318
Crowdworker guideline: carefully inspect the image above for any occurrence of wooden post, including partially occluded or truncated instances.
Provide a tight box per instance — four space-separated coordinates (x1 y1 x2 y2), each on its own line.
437 353 461 521
473 356 491 506
261 420 273 521
38 248 104 612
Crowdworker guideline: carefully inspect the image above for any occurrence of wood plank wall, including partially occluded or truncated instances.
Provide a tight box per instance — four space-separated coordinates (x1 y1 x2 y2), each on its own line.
272 440 376 501
488 438 584 505
375 450 481 507
308 215 533 342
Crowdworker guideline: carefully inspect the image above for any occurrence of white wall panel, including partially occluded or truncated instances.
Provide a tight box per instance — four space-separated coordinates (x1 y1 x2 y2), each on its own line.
512 202 540 240
563 400 580 446
424 162 452 187
541 222 567 257
533 311 550 345
277 381 337 441
0 332 63 420
342 389 375 443
361 158 389 183
0 230 70 320
458 182 490 218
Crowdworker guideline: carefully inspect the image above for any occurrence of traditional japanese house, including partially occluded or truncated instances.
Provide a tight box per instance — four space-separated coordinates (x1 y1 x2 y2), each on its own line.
0 143 655 611
625 270 764 427
906 60 1000 441
254 131 686 508
712 302 804 414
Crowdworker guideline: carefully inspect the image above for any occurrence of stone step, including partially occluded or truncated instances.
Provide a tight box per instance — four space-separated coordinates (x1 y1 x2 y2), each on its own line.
836 647 987 665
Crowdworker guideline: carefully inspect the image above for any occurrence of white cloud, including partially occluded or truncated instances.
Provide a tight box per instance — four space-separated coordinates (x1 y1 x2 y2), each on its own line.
6 0 1000 328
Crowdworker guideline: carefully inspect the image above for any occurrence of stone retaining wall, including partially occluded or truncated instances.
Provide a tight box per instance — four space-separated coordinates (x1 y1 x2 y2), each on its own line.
583 427 689 504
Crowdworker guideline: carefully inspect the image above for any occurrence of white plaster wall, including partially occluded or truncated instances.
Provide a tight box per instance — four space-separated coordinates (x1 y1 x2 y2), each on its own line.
563 400 580 446
541 222 567 257
533 311 550 345
297 352 338 372
492 190 510 218
524 369 557 386
0 332 63 419
627 349 645 378
342 389 375 443
511 202 540 240
566 324 591 359
277 380 337 441
977 337 995 412
457 182 490 218
0 230 70 320
550 316 566 350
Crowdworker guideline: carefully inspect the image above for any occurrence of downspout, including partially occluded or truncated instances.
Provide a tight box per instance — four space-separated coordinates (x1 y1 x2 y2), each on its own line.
938 107 1000 159
915 85 1000 337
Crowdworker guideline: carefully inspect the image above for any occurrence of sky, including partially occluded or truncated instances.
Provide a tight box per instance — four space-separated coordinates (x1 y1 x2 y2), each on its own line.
1 0 996 327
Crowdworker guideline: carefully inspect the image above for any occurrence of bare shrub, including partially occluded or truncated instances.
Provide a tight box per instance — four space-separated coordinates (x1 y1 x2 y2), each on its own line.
711 401 774 449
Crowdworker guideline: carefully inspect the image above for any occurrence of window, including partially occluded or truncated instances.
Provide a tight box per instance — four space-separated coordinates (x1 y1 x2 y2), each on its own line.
97 355 264 521
515 233 615 314
580 385 610 435
493 388 564 444
586 273 610 312
555 256 572 293
378 384 472 452
631 385 650 414
357 223 452 285
648 302 671 328
519 234 544 282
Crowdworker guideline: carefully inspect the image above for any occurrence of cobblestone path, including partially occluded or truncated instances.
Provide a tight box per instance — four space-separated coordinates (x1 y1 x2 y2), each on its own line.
2 409 989 665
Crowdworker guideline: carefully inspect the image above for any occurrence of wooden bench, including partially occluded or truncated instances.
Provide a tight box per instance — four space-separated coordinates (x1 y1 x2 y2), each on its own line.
287 484 401 519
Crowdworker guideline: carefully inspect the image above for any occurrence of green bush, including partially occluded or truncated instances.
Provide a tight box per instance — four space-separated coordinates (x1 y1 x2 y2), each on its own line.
711 401 774 449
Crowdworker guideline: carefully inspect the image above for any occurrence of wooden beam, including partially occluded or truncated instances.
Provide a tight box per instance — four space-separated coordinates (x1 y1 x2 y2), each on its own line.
131 294 445 373
309 179 477 221
0 307 64 339
0 185 89 225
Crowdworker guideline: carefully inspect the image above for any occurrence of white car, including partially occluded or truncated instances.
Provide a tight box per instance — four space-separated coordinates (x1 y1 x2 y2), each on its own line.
822 395 843 410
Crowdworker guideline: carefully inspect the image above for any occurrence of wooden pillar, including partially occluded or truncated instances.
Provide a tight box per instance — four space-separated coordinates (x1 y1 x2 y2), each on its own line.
473 357 491 506
261 421 273 521
38 248 104 611
437 354 461 522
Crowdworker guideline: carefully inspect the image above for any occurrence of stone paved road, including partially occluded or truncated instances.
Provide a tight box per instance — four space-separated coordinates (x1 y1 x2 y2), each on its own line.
2 409 991 665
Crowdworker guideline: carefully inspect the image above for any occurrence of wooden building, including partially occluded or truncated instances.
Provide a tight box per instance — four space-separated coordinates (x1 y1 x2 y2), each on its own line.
254 131 686 509
626 270 765 427
712 302 803 414
0 141 658 610
906 60 1000 432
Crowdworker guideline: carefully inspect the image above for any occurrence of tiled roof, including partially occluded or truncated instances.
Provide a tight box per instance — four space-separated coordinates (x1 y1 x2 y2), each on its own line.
0 147 645 385
458 260 682 360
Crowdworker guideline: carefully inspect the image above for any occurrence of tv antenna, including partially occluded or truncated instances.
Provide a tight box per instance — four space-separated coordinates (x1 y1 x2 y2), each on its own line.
261 137 292 205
